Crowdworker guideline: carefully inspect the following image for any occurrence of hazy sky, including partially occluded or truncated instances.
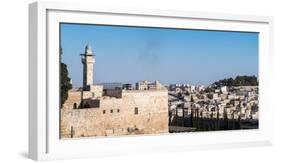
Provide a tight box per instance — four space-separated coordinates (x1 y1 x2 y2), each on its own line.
60 23 258 87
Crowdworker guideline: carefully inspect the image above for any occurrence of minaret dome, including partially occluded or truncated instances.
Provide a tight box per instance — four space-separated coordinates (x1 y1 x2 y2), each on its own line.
85 44 93 54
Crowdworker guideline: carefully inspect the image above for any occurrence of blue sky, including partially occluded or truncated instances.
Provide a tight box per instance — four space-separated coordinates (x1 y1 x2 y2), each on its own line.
60 23 258 87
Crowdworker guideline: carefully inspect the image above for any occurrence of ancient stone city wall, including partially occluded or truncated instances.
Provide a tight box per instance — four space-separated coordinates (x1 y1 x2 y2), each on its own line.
60 90 169 138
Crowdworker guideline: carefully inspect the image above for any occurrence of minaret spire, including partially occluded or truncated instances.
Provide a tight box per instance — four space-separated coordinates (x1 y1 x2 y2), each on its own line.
85 43 93 54
81 44 95 90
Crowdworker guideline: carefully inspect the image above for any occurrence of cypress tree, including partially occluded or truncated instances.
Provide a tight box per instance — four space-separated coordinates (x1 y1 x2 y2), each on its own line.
223 108 228 130
190 108 194 128
60 47 72 107
196 109 200 130
238 115 241 129
216 108 220 130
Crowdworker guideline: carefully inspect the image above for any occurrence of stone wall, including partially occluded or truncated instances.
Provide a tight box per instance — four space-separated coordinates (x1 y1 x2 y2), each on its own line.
89 85 103 98
104 89 122 98
62 90 82 110
83 85 103 99
60 89 169 138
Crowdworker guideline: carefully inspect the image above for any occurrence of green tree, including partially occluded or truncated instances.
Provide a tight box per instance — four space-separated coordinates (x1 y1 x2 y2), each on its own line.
223 108 229 130
190 108 194 128
60 48 72 107
238 115 241 129
196 108 200 130
215 100 220 130
212 75 258 87
60 63 72 107
190 95 194 103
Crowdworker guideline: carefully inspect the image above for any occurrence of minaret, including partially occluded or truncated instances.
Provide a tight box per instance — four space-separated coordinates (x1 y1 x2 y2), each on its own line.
81 44 95 90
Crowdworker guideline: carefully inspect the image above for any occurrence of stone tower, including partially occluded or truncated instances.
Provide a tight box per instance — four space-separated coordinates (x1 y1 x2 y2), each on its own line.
81 44 95 90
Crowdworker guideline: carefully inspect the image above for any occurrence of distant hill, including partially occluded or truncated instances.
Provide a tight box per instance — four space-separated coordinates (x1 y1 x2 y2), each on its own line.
212 75 258 88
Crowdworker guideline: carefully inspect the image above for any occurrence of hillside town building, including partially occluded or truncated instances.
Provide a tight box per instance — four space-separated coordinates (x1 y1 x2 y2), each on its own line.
168 83 259 130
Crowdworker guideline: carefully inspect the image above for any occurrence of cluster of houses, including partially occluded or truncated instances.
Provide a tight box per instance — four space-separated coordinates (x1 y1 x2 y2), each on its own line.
168 84 259 122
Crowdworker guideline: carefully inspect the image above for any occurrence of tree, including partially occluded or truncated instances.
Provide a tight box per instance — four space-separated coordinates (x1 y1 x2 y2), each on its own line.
216 110 220 130
212 75 258 88
190 95 194 103
60 48 72 107
223 108 229 130
216 102 220 130
238 115 241 129
190 108 194 127
196 108 200 130
232 111 235 129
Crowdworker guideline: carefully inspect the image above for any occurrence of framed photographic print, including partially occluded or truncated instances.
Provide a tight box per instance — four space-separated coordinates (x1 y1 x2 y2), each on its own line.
29 1 274 161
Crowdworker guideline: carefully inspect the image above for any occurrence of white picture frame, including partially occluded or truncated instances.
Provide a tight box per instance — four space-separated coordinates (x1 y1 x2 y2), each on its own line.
29 1 274 161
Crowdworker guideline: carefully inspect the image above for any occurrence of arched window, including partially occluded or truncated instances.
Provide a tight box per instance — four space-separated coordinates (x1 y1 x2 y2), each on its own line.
134 107 138 115
73 103 77 109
